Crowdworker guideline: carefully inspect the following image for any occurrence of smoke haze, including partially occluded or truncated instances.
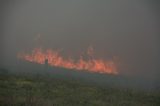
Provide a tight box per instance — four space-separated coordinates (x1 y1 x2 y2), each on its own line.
1 0 160 88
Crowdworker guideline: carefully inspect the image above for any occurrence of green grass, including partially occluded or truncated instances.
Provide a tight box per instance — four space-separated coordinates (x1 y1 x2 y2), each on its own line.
0 74 160 106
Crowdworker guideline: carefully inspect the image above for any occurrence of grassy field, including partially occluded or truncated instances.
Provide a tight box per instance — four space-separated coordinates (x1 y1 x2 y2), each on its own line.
0 71 160 106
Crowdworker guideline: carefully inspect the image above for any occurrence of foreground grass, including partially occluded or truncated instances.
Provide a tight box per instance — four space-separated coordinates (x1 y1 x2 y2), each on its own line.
0 74 160 106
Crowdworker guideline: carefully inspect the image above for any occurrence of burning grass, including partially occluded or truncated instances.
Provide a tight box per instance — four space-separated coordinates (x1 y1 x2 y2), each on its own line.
17 47 118 75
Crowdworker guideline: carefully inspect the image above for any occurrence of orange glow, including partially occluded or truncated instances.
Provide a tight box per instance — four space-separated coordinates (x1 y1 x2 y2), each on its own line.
17 47 118 74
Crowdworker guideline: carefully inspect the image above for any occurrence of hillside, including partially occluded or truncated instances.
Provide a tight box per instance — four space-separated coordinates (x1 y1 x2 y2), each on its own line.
0 68 160 106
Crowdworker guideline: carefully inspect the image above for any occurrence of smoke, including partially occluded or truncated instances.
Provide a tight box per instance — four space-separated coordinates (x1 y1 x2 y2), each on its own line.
1 0 160 88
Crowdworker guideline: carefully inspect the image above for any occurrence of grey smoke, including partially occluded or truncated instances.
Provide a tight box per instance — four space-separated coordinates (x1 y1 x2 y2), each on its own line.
1 0 160 88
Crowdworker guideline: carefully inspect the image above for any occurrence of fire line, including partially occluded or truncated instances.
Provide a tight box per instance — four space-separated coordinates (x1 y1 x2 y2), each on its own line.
17 47 118 75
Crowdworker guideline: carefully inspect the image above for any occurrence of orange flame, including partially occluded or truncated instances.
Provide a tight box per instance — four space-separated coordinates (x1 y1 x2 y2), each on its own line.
17 47 118 74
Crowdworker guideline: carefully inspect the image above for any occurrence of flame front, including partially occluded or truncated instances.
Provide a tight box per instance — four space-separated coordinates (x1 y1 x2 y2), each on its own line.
17 47 118 74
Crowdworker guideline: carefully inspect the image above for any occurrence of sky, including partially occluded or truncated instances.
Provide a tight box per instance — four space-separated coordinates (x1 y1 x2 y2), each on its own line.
1 0 160 81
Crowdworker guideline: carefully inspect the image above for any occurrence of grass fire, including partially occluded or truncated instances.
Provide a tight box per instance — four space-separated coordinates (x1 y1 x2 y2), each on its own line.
17 47 118 75
1 0 160 105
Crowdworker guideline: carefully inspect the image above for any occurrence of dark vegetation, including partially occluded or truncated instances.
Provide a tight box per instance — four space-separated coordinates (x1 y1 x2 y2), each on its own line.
0 68 160 106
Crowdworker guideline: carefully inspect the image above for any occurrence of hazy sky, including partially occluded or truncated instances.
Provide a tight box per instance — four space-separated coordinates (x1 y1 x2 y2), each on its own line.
1 0 160 79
